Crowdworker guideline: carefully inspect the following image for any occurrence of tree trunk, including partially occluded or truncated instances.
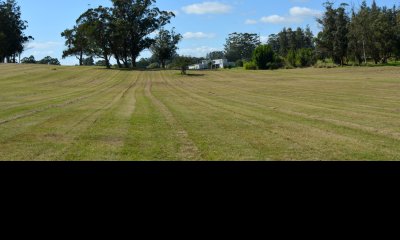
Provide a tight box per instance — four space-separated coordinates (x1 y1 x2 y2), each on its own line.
79 51 83 66
122 56 129 68
356 55 363 65
104 54 111 69
362 39 367 65
131 54 138 68
115 55 122 68
122 44 129 68
130 52 138 68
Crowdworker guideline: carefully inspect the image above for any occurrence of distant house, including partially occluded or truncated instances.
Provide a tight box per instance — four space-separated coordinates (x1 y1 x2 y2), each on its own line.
188 60 209 70
212 59 229 69
188 59 235 70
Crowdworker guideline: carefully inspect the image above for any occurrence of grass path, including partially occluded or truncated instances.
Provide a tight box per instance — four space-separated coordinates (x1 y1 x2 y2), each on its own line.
144 72 202 160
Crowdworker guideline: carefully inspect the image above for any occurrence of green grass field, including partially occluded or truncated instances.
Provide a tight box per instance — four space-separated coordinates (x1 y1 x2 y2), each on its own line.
0 64 399 160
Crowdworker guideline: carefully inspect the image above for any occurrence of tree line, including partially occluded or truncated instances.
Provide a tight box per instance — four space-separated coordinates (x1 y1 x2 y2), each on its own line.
0 0 33 63
204 0 399 70
320 1 400 65
236 0 400 70
2 0 399 69
20 55 61 65
214 27 315 69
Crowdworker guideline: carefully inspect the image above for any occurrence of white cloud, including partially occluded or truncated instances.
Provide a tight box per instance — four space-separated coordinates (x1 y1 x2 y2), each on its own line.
260 15 290 24
178 46 220 57
32 50 55 56
182 2 232 15
258 6 321 25
183 32 216 39
289 7 322 17
25 41 63 51
245 19 258 25
22 41 63 60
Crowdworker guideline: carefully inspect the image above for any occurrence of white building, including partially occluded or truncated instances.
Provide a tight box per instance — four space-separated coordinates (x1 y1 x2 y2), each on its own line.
188 59 235 70
188 60 209 70
212 59 228 68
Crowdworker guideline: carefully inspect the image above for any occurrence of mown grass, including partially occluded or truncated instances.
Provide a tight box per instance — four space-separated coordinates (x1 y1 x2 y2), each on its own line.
0 64 399 160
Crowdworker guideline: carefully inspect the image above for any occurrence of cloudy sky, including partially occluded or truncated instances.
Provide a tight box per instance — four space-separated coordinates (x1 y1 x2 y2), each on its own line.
19 0 395 65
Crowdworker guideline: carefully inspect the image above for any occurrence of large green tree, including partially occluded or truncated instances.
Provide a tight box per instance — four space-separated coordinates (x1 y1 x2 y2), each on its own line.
268 26 314 58
368 0 382 63
150 28 182 68
348 6 367 64
374 6 397 63
396 6 400 59
111 0 175 67
278 28 289 56
252 44 274 70
62 0 175 68
76 6 113 68
20 55 35 64
0 0 33 63
333 4 349 66
316 2 349 65
37 56 60 65
61 25 89 66
347 1 399 64
224 32 261 62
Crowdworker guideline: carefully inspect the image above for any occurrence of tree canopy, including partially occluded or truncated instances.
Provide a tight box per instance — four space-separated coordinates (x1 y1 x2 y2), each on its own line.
0 0 33 63
61 25 90 66
316 1 400 65
21 55 60 65
224 32 261 62
252 45 274 70
206 51 225 60
268 26 314 57
61 0 175 68
150 28 182 68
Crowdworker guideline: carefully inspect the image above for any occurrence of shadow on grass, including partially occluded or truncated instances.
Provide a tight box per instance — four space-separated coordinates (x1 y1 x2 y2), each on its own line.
101 67 147 71
186 73 205 77
96 67 208 77
346 61 400 67
97 67 183 72
172 72 206 77
367 62 400 67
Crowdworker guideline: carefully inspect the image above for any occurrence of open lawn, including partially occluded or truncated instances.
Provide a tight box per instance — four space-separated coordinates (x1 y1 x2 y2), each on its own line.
0 64 399 160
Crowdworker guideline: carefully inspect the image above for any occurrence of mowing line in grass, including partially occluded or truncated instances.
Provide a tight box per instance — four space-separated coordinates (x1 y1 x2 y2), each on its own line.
144 71 202 160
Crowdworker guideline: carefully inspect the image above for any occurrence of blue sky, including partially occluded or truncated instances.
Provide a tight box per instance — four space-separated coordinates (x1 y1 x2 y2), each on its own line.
19 0 396 65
